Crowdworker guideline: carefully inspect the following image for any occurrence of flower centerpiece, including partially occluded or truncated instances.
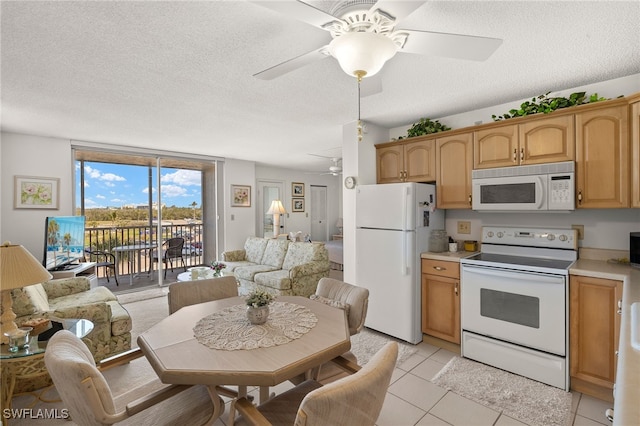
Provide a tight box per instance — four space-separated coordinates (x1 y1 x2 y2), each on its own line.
210 261 226 277
245 289 275 325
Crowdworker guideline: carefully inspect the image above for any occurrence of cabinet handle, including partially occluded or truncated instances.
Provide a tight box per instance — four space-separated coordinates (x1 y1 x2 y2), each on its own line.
455 281 459 296
617 299 622 315
577 191 583 204
513 149 517 162
520 148 524 161
433 266 446 271
468 195 472 205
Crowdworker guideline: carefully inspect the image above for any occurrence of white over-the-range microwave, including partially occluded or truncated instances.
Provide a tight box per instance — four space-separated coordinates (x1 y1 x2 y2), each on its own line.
472 161 575 211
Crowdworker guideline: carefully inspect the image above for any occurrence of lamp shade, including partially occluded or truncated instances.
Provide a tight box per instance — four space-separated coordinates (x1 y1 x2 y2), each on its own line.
0 242 52 291
328 32 398 78
267 200 287 215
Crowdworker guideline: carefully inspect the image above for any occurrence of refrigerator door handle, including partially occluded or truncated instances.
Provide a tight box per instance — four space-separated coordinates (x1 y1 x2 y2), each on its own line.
402 232 409 276
402 186 409 231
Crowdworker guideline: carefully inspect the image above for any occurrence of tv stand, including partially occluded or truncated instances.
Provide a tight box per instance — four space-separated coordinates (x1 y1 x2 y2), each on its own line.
50 262 98 289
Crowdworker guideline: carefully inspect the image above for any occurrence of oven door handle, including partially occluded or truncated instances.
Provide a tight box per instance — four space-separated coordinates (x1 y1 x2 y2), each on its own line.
462 265 565 284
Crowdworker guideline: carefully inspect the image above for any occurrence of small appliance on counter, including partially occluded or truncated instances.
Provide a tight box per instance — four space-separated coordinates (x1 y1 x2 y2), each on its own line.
631 232 640 267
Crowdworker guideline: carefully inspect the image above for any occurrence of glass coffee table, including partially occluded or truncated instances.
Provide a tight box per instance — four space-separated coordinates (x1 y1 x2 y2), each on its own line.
0 318 94 418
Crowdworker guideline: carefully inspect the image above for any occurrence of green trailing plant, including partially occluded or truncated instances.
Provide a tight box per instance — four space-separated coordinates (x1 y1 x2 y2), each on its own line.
245 289 275 307
492 92 608 121
406 118 451 138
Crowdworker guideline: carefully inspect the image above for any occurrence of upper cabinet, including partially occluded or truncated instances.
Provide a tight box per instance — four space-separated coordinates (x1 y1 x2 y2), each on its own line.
474 114 574 169
436 132 473 209
575 101 629 208
630 94 640 208
376 137 436 183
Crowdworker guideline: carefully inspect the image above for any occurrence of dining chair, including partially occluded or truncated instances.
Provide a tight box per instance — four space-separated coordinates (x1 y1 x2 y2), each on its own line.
293 277 369 384
85 248 119 286
44 330 219 426
229 341 398 426
150 237 187 278
167 275 239 314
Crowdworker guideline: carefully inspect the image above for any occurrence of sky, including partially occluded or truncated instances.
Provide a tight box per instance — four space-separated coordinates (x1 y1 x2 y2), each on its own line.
76 162 202 208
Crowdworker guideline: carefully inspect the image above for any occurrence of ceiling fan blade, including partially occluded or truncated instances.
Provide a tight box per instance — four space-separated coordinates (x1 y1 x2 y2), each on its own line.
369 0 427 22
254 46 330 80
400 29 503 61
249 1 337 29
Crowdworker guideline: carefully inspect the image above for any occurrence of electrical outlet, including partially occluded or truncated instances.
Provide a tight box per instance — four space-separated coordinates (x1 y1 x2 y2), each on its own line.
572 224 584 240
458 221 471 234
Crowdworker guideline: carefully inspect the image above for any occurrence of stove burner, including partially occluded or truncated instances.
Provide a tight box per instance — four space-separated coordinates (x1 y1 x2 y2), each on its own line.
465 252 574 271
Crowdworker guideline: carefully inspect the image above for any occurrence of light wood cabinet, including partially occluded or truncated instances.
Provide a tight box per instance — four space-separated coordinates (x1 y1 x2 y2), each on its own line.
474 115 574 169
421 259 460 344
575 102 629 208
436 132 473 209
376 138 436 183
569 275 622 402
630 95 640 208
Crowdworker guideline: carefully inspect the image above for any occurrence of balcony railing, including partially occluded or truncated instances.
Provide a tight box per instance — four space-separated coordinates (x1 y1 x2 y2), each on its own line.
84 223 204 279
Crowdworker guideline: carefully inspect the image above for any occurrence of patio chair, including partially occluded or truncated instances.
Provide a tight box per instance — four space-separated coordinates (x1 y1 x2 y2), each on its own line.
85 248 119 286
150 237 187 278
229 342 398 426
44 330 217 425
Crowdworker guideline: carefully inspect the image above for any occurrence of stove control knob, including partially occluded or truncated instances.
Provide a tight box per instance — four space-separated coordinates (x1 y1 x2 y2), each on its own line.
559 234 568 242
496 232 504 238
547 234 555 241
487 231 494 238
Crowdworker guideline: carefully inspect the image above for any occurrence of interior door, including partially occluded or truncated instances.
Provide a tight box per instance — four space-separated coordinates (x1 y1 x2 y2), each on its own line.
257 180 284 238
310 185 327 241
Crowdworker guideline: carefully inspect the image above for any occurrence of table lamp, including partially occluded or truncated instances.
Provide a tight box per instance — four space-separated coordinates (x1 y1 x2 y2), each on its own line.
0 242 53 345
267 200 287 238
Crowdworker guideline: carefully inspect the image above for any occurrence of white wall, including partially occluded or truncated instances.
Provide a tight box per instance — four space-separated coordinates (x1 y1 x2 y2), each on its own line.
221 158 256 253
1 132 75 259
254 165 341 239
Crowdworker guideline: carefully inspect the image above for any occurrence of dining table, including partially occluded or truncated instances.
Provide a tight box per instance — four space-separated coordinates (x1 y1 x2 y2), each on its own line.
137 295 351 424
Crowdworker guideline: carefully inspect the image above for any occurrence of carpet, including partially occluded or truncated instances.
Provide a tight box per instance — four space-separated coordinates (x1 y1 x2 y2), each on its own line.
351 328 418 366
432 356 573 426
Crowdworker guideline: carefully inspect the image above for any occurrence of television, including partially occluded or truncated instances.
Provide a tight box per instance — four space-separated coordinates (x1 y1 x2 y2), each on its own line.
43 216 86 271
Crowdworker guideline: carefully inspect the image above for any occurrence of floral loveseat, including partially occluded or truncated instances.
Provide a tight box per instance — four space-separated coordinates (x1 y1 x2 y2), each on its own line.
11 277 132 361
222 237 330 297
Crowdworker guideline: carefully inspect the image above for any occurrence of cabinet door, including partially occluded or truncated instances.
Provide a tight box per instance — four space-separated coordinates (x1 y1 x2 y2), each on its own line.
436 133 473 209
473 123 518 169
575 104 629 208
404 139 436 182
519 114 575 165
631 100 640 208
376 145 403 184
569 275 622 401
421 273 460 344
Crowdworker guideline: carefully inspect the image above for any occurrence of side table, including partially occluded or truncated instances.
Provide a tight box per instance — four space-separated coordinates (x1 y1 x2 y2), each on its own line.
1 319 94 421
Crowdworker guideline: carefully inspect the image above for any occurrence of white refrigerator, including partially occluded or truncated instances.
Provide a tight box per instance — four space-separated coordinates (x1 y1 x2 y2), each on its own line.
355 182 444 344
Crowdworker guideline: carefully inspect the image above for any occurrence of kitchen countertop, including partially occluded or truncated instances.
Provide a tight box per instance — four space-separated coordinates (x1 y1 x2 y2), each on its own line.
570 259 640 426
420 251 478 262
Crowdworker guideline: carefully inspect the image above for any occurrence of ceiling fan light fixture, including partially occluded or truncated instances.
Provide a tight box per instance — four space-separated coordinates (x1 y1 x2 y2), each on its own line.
328 31 398 78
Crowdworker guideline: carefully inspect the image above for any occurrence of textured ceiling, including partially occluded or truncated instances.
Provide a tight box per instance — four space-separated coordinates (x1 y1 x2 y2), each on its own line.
2 1 639 173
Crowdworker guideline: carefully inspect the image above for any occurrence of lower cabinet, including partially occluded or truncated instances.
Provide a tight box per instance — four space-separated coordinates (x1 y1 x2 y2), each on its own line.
569 275 622 402
421 259 460 344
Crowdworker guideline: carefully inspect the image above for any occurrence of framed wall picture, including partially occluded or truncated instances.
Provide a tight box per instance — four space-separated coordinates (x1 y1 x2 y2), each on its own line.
231 184 251 207
292 198 305 212
292 182 304 197
14 175 60 209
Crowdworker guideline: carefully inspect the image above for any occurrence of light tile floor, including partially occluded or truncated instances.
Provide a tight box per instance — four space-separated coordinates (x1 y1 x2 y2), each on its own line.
217 340 614 426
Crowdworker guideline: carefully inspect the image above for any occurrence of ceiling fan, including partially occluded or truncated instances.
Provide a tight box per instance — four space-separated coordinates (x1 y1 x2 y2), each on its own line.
307 156 343 176
251 0 503 81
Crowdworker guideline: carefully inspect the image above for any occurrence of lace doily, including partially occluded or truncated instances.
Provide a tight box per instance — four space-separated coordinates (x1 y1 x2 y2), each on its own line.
193 302 318 351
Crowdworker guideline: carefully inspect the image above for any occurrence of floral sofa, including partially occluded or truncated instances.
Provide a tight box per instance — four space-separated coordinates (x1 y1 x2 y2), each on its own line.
222 237 330 297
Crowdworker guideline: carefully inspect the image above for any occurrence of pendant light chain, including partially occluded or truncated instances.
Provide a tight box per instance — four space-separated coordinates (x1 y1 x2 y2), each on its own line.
355 70 366 142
